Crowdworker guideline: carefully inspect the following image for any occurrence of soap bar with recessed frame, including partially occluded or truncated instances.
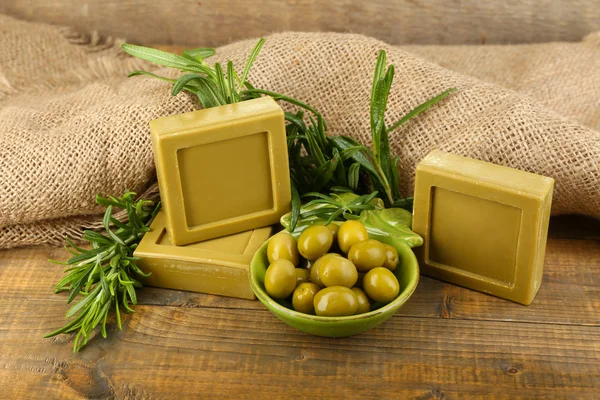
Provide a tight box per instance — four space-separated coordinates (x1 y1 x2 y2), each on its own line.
134 211 273 300
412 150 554 305
150 96 290 246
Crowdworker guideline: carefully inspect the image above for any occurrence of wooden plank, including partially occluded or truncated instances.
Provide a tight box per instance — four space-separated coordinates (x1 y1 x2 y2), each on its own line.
399 238 600 326
1 0 599 47
0 215 599 398
2 302 599 399
2 234 598 327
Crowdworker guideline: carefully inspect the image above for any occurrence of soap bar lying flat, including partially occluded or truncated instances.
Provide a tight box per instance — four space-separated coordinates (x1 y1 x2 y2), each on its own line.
150 96 290 246
412 150 554 305
133 211 273 300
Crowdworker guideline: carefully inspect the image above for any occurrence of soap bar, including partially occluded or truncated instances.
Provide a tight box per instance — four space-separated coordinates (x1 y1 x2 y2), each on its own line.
150 96 290 246
133 211 273 300
412 150 554 305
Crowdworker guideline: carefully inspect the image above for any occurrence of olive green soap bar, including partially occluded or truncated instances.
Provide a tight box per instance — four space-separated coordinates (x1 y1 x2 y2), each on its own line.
133 211 273 300
150 96 291 246
412 150 554 305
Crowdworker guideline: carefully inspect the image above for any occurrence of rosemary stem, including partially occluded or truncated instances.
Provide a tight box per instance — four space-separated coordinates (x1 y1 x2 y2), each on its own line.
375 162 394 205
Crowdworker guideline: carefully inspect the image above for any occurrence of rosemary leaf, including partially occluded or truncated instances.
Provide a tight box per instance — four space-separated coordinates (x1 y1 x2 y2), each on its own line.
122 44 205 72
387 87 457 133
127 70 177 83
238 38 265 92
289 181 301 232
182 47 216 63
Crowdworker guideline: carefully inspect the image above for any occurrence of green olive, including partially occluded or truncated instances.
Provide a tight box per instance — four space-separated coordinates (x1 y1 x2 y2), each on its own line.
292 282 320 314
351 287 371 314
337 220 368 254
317 253 358 288
267 232 299 266
297 225 333 260
313 286 358 316
327 223 340 242
347 239 386 272
363 267 400 303
309 257 325 288
382 244 399 271
264 259 297 299
295 268 310 285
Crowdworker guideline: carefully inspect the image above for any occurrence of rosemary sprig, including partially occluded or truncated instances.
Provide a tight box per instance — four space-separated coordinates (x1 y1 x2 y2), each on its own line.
298 191 380 225
45 191 161 353
368 50 456 206
122 39 265 108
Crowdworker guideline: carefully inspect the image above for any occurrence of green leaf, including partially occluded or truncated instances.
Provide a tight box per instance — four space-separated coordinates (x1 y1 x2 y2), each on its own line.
214 63 230 102
129 262 151 278
379 121 394 197
242 89 321 117
44 311 87 338
339 145 365 162
301 192 335 201
109 217 130 232
238 38 265 92
391 156 401 199
182 47 216 63
305 125 327 167
66 284 101 318
127 70 177 83
284 111 307 133
227 61 240 103
122 43 200 71
316 114 327 150
359 208 423 248
289 181 301 232
330 136 381 180
372 50 387 98
324 208 345 225
370 77 389 161
192 85 220 108
66 246 108 265
82 230 112 245
122 290 135 313
334 150 348 187
103 206 126 246
392 197 414 211
311 157 339 192
175 75 225 107
171 73 206 96
387 87 456 133
115 300 122 330
290 143 309 193
65 236 87 253
348 162 361 191
100 301 110 338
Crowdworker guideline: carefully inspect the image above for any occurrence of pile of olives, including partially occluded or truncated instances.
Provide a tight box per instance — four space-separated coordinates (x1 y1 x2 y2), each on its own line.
264 220 401 317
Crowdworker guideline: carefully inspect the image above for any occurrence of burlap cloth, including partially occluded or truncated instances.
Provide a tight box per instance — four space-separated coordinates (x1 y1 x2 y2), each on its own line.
0 14 598 249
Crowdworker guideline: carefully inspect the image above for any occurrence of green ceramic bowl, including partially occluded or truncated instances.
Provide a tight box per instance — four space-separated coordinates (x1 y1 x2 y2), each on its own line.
249 234 420 337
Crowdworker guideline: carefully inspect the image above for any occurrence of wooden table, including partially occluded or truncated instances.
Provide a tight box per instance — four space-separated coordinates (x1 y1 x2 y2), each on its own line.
1 215 598 399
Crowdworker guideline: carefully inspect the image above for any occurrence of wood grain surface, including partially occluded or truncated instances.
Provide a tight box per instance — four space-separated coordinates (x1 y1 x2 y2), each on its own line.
1 0 599 47
1 215 599 399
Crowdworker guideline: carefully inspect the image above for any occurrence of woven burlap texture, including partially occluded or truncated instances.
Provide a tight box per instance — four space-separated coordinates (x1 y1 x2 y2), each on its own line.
0 14 599 249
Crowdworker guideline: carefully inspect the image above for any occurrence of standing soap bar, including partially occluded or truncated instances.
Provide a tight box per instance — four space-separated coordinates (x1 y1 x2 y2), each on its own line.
133 211 273 300
150 96 290 246
412 150 554 305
